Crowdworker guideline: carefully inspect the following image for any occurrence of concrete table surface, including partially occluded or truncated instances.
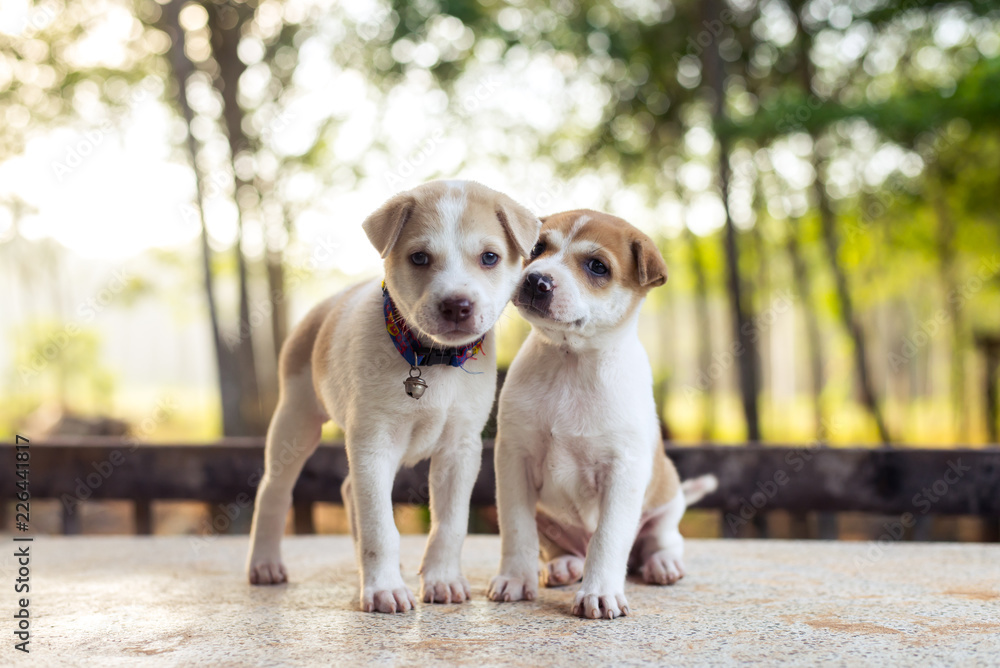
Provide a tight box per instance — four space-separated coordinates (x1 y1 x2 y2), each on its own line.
8 535 1000 666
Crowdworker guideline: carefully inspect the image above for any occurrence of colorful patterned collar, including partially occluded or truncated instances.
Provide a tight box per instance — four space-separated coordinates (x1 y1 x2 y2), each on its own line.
382 283 485 368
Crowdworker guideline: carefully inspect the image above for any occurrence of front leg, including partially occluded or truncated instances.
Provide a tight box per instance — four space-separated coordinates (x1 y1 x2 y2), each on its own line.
419 437 481 604
574 462 646 619
488 434 540 603
347 437 415 613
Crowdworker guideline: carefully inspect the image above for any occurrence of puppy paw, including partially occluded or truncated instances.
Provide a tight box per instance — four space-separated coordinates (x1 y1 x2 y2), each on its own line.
248 559 288 585
421 574 472 604
361 585 417 613
641 550 685 585
541 555 584 587
488 572 538 602
572 588 630 619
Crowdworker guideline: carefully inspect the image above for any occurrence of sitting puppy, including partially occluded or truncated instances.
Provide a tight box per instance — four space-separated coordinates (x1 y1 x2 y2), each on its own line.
247 180 541 614
488 209 714 619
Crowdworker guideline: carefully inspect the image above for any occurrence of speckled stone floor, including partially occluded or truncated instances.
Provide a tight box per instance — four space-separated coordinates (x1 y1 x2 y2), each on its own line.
8 535 1000 666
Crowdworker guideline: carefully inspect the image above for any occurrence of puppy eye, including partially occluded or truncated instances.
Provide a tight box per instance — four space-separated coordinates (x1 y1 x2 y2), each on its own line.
481 251 500 267
586 258 608 276
410 252 429 266
530 242 545 258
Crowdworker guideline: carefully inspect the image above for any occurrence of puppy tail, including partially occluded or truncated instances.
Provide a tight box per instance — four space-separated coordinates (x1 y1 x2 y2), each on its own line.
681 474 718 506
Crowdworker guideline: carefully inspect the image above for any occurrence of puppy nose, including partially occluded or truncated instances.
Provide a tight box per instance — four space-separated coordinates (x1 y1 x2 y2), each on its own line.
525 272 554 296
439 297 474 323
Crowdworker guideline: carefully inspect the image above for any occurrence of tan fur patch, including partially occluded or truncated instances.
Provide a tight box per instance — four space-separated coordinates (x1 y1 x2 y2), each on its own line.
533 209 667 294
275 281 370 389
538 520 570 562
644 444 681 512
382 181 530 326
384 181 527 276
310 282 369 388
279 297 334 380
362 193 416 258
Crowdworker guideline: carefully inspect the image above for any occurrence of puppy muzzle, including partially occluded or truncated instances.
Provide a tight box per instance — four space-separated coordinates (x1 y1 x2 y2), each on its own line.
518 272 554 315
439 297 474 323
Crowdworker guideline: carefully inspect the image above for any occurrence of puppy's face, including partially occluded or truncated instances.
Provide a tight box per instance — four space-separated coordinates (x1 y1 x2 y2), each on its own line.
514 210 667 337
364 180 541 346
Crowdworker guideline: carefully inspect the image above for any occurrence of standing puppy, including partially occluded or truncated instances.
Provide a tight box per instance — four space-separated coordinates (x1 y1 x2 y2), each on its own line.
489 210 711 619
247 180 540 613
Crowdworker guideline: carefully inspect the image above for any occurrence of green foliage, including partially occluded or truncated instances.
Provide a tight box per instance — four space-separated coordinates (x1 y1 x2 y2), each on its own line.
2 0 999 443
10 318 116 414
720 57 1000 144
0 0 162 161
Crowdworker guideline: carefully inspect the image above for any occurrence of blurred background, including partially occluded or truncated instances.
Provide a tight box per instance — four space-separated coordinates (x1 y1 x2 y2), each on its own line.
1 0 998 537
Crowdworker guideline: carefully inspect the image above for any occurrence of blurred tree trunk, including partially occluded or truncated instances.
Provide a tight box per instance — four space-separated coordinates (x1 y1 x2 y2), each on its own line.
654 266 674 436
257 203 291 420
266 248 287 363
976 335 1000 444
791 3 891 444
749 212 770 429
688 230 716 441
205 1 266 434
701 0 761 443
160 0 244 435
786 225 826 436
261 245 286 418
266 205 294 364
812 153 890 444
786 223 835 539
929 172 966 441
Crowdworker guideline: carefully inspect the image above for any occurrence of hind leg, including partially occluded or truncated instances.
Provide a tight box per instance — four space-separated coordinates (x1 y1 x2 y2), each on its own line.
634 488 686 586
247 371 325 585
537 514 585 587
540 550 584 588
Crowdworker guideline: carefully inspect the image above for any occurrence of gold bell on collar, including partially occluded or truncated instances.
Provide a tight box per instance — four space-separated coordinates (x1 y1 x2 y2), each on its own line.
404 366 427 399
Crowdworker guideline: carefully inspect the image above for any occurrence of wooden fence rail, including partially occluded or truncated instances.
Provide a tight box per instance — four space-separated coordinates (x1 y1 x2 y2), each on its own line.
2 439 998 537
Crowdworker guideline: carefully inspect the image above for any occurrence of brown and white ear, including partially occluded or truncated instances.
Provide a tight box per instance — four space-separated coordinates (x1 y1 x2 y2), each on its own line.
496 198 542 258
362 192 417 258
632 236 668 288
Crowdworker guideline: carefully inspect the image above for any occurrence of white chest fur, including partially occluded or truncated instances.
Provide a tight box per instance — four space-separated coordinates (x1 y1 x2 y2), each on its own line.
498 328 659 532
315 281 498 466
